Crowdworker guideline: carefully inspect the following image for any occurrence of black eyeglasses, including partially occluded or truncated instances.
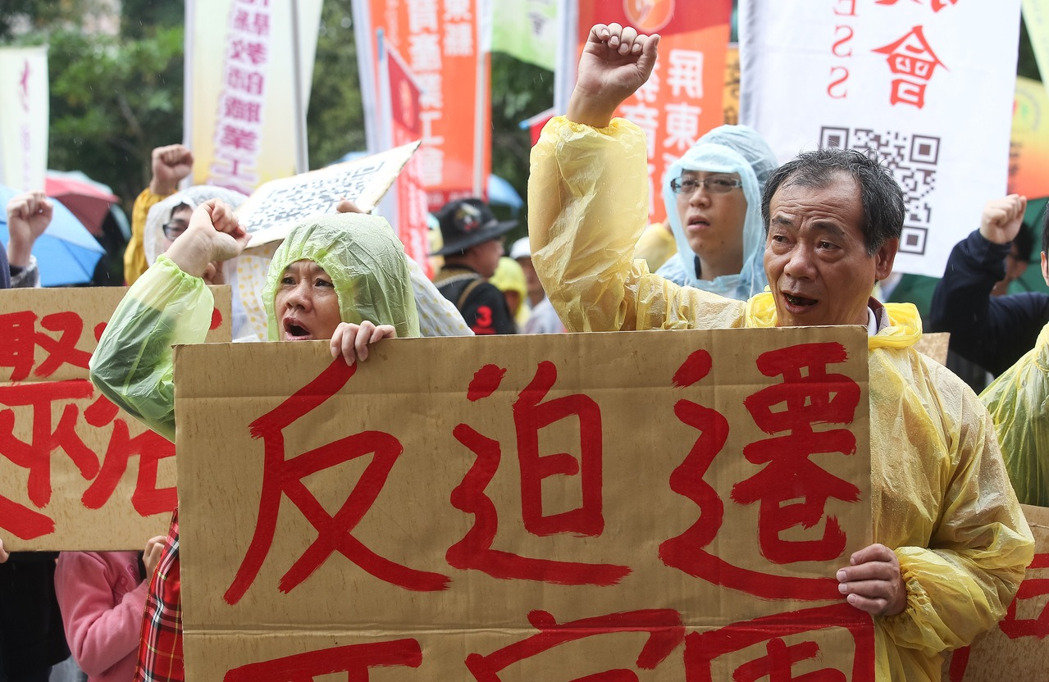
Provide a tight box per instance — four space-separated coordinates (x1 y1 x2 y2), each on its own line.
669 175 743 195
162 220 189 240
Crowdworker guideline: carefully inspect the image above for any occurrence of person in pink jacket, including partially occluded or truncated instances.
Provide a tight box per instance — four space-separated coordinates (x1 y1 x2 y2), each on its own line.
54 538 165 682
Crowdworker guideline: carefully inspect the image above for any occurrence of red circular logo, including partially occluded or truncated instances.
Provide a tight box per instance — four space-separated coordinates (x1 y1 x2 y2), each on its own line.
623 0 675 33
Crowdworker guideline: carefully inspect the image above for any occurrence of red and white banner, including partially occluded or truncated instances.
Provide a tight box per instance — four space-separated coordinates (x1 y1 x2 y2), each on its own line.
0 46 48 192
556 1 733 224
354 0 491 212
380 35 432 276
740 0 1022 279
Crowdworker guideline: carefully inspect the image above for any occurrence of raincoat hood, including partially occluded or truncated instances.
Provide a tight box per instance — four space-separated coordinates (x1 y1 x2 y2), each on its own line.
263 213 420 341
744 292 923 350
657 125 777 300
144 185 248 265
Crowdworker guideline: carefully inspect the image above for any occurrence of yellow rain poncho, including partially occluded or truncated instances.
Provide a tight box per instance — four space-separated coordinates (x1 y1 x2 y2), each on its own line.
528 116 1034 681
981 323 1049 506
490 256 529 327
90 212 420 441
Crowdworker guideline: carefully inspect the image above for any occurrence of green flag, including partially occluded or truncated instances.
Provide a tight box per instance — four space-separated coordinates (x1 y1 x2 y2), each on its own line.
490 0 559 70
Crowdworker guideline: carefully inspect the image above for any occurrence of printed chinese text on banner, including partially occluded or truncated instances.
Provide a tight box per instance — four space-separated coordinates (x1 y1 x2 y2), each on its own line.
490 0 560 70
0 287 231 551
0 46 48 192
185 0 322 193
558 2 732 224
1009 77 1049 199
381 37 431 276
176 327 874 678
354 0 491 212
740 0 1022 278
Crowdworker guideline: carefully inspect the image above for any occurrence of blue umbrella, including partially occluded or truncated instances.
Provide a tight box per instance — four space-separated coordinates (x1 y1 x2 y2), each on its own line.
0 185 105 286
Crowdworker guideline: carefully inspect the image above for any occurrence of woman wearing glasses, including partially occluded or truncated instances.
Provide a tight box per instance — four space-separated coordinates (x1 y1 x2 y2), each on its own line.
654 124 779 300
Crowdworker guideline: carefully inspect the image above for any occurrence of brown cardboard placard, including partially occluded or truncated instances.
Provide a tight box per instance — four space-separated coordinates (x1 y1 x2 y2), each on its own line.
915 332 950 366
0 285 231 551
942 504 1049 681
175 327 873 679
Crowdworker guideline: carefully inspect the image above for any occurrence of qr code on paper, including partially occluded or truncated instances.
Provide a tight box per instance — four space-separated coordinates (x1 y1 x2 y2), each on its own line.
820 126 940 256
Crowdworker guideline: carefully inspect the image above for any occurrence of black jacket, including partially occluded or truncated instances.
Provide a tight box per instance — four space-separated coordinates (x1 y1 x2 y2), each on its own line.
929 230 1049 376
435 266 516 335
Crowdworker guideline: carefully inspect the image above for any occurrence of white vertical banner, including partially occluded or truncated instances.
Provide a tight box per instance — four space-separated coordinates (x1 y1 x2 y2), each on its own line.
740 0 1021 278
185 0 322 193
0 46 48 191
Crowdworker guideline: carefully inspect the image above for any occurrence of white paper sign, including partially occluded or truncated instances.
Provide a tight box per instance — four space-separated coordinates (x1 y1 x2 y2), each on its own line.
740 0 1021 278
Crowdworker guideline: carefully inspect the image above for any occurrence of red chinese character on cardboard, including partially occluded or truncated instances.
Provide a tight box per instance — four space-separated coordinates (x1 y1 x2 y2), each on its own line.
225 359 450 606
736 343 862 564
0 380 176 540
223 639 422 681
875 0 959 12
683 603 875 681
79 394 177 517
446 362 631 586
660 345 861 601
0 311 93 381
999 552 1049 639
872 26 947 109
465 609 685 680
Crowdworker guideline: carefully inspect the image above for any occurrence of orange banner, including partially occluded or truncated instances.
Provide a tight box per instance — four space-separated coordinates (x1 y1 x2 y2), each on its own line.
574 1 732 222
1008 77 1049 199
362 0 490 212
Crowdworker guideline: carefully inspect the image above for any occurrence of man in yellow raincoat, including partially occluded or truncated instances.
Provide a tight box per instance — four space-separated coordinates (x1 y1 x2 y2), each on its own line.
529 22 1034 681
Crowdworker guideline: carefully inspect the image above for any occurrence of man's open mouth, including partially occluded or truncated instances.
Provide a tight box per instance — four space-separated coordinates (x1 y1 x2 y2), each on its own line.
783 293 818 308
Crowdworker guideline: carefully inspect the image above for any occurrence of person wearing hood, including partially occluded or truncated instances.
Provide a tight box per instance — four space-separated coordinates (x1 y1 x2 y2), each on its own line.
143 187 472 342
90 204 420 682
529 23 1033 681
654 124 778 300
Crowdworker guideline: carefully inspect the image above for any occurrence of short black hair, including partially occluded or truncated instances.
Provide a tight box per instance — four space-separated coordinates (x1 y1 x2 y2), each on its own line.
1013 222 1034 262
761 148 905 255
169 202 192 221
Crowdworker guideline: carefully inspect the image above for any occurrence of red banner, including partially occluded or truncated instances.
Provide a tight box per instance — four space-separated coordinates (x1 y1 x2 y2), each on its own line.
363 0 490 212
384 41 432 276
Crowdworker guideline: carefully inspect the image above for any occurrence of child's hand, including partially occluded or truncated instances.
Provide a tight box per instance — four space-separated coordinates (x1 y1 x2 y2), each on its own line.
143 535 167 580
0 537 8 564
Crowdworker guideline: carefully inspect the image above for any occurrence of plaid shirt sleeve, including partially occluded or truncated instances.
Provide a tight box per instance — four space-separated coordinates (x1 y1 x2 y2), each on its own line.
135 510 184 681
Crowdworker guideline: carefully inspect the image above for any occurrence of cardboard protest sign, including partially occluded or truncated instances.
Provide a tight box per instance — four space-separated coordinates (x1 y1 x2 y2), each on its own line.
0 286 231 551
175 327 873 679
915 332 949 366
943 504 1049 681
241 140 420 247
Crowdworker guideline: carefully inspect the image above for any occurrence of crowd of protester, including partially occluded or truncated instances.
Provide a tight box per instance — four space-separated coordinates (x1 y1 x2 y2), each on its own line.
1 20 1047 682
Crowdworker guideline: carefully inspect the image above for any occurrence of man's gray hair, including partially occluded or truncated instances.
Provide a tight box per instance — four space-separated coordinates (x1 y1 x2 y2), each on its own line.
761 147 905 255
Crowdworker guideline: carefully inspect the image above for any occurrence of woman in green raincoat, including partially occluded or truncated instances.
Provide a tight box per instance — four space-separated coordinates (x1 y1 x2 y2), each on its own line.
88 200 418 681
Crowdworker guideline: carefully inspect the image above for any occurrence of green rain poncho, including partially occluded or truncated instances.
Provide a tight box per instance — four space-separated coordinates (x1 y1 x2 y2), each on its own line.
528 115 1034 681
981 323 1049 506
90 212 420 441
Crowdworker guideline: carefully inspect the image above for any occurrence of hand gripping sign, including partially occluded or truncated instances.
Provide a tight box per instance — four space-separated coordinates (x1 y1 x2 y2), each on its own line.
0 286 231 550
174 327 873 679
